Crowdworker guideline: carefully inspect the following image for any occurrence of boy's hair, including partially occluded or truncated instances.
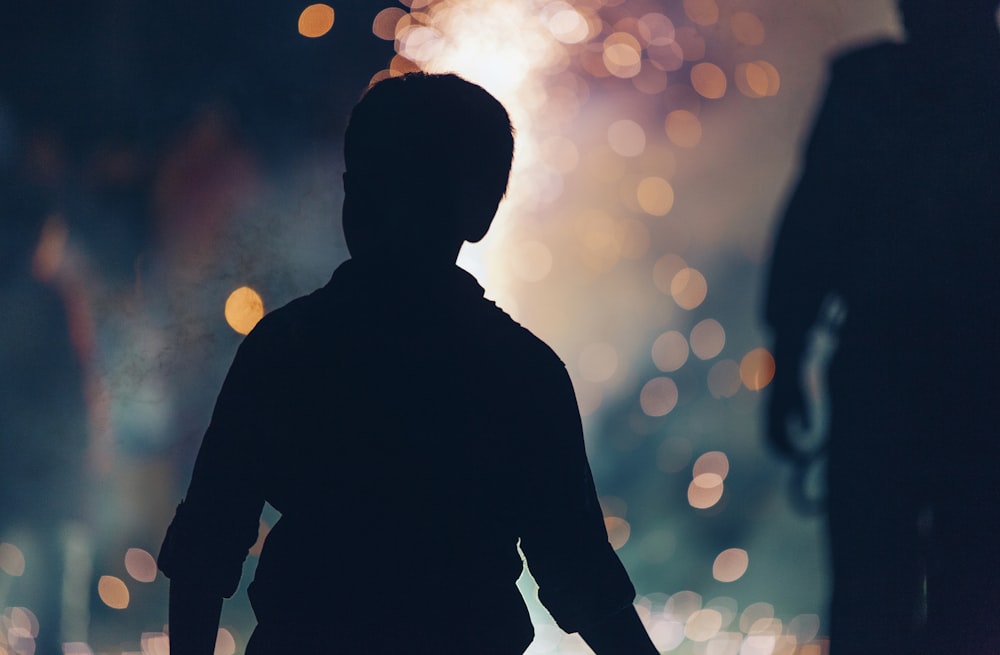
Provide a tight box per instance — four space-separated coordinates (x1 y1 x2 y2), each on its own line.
343 73 514 240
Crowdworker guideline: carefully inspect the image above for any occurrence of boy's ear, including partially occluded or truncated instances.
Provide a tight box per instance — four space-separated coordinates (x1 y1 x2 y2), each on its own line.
455 177 503 243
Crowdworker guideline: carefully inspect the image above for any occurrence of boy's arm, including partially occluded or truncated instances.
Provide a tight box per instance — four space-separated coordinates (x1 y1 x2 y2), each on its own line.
168 580 224 655
517 356 657 654
579 605 659 655
158 325 273 648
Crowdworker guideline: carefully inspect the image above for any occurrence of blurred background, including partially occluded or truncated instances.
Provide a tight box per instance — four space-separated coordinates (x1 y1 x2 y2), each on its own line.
0 1 905 653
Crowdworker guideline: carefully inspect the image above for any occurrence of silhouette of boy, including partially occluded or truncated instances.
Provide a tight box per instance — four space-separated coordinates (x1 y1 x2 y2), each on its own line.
765 2 1000 653
159 73 657 655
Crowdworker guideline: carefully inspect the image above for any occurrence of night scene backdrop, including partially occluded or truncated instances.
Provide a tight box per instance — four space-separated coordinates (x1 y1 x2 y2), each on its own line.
0 1 946 653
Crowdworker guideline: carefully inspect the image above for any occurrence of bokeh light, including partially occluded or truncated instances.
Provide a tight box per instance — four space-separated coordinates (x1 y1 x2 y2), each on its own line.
640 377 679 417
546 2 589 44
740 347 776 390
684 608 723 641
652 330 689 372
675 27 706 61
740 602 775 633
142 632 169 655
755 60 781 96
690 318 725 360
713 548 749 582
0 542 26 576
688 475 724 509
789 614 822 644
638 12 675 45
637 176 675 216
632 62 668 95
691 62 727 99
224 286 265 335
730 12 765 45
8 607 39 638
683 0 719 27
736 60 781 98
603 32 643 79
670 267 708 310
98 575 130 609
298 4 335 38
215 628 237 655
607 119 646 157
665 109 703 148
604 516 631 550
708 359 742 398
666 589 703 621
124 548 157 583
693 450 729 480
650 620 686 651
372 7 407 41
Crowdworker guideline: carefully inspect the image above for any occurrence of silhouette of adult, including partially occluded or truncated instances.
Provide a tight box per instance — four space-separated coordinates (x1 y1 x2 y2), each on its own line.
1 210 91 655
158 73 657 655
765 2 1000 653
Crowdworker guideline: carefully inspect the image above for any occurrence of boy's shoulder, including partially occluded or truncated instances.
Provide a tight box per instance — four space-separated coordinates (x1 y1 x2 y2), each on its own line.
473 295 567 371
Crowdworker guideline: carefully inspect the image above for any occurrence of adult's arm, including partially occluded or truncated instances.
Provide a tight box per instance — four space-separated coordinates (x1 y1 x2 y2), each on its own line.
764 54 871 458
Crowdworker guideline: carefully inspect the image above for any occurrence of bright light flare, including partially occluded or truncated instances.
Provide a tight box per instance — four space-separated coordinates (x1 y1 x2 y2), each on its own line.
418 1 559 101
410 0 575 285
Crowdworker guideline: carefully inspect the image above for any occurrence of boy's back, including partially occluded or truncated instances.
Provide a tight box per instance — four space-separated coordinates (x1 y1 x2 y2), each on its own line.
159 72 656 655
160 259 638 653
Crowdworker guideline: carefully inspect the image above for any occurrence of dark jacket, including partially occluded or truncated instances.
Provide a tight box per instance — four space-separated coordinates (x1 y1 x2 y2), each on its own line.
159 258 637 653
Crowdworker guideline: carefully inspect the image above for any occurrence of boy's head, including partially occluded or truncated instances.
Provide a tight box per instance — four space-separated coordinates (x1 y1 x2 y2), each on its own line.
342 72 515 263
